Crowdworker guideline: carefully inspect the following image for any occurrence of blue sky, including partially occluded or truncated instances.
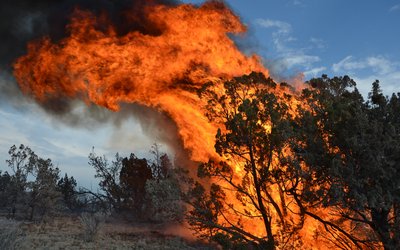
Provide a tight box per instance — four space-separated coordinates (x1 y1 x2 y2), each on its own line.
209 0 400 95
1 0 400 187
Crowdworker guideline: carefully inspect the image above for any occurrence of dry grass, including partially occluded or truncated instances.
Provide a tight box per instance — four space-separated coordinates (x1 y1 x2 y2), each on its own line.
0 216 216 250
0 218 23 250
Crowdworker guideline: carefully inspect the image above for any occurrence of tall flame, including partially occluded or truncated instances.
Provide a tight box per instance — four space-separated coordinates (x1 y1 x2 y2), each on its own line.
12 1 352 248
14 1 267 162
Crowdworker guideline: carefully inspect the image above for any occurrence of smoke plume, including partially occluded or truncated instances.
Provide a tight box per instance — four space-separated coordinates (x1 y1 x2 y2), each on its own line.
0 0 188 153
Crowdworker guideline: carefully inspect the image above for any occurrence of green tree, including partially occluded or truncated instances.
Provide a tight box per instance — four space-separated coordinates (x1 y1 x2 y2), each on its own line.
5 144 62 220
145 152 185 222
28 157 61 220
297 75 400 249
149 143 171 181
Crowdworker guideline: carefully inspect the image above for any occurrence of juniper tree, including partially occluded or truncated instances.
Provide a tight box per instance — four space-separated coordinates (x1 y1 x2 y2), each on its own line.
297 75 400 249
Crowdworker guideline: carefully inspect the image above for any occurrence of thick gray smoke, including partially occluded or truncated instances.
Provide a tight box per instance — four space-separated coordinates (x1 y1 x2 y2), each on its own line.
0 0 178 70
0 0 192 159
0 0 178 100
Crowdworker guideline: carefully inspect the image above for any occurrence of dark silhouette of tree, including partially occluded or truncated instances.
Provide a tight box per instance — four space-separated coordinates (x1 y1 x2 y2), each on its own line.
89 151 154 217
88 151 124 211
57 173 78 211
120 153 153 216
0 171 11 208
150 143 172 181
6 144 36 218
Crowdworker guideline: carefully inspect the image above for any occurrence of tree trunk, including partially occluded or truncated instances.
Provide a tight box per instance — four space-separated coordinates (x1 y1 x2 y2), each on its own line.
371 208 395 250
249 145 275 248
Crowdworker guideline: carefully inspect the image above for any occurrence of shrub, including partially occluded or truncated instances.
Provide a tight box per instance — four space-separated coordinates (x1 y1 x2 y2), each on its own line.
79 212 103 242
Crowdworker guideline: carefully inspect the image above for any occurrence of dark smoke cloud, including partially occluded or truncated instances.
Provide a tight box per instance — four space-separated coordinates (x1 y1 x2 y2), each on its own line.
0 0 178 70
0 0 179 103
0 0 193 158
0 0 179 104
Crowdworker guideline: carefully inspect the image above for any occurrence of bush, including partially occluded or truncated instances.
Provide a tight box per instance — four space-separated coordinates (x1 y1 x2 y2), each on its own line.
79 212 104 242
146 178 185 223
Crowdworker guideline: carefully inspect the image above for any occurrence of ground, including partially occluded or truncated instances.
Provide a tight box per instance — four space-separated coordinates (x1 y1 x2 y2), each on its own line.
0 216 217 250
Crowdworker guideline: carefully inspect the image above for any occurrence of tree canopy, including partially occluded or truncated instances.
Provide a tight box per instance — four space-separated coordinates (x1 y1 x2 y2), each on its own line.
185 72 400 249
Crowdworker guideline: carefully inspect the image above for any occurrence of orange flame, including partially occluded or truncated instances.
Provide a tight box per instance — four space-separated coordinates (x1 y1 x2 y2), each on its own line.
12 1 358 248
14 2 266 162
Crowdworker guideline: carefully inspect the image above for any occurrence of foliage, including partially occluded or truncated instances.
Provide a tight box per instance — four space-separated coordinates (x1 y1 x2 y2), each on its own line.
0 171 11 208
297 75 400 249
187 72 400 249
3 145 63 220
186 72 304 248
149 143 171 181
27 157 61 220
6 144 36 218
146 173 185 222
79 212 103 242
88 148 181 221
57 173 79 211
88 151 124 211
119 153 153 215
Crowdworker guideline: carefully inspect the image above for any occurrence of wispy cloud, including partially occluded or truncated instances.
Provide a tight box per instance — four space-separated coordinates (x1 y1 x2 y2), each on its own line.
304 66 327 77
332 55 394 74
292 0 302 5
310 37 326 49
353 71 400 96
332 55 400 96
389 4 400 12
255 18 324 76
283 55 320 68
286 0 304 7
256 19 292 34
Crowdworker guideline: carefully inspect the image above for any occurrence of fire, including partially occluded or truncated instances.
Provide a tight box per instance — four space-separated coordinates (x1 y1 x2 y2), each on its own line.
12 1 349 249
14 2 266 162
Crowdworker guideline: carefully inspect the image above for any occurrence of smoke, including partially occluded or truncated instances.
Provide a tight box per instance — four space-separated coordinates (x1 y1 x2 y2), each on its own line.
0 0 189 156
0 0 178 103
0 0 178 69
112 104 192 163
7 0 268 163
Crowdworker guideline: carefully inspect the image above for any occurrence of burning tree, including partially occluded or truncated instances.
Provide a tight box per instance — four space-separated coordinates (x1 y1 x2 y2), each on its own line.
184 72 306 249
8 0 400 248
185 72 400 249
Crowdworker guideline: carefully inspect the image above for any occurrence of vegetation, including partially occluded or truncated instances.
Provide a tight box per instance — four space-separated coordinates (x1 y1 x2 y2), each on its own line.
182 72 400 249
1 145 62 220
184 72 303 249
1 73 399 249
79 212 103 242
86 144 183 221
296 76 400 249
